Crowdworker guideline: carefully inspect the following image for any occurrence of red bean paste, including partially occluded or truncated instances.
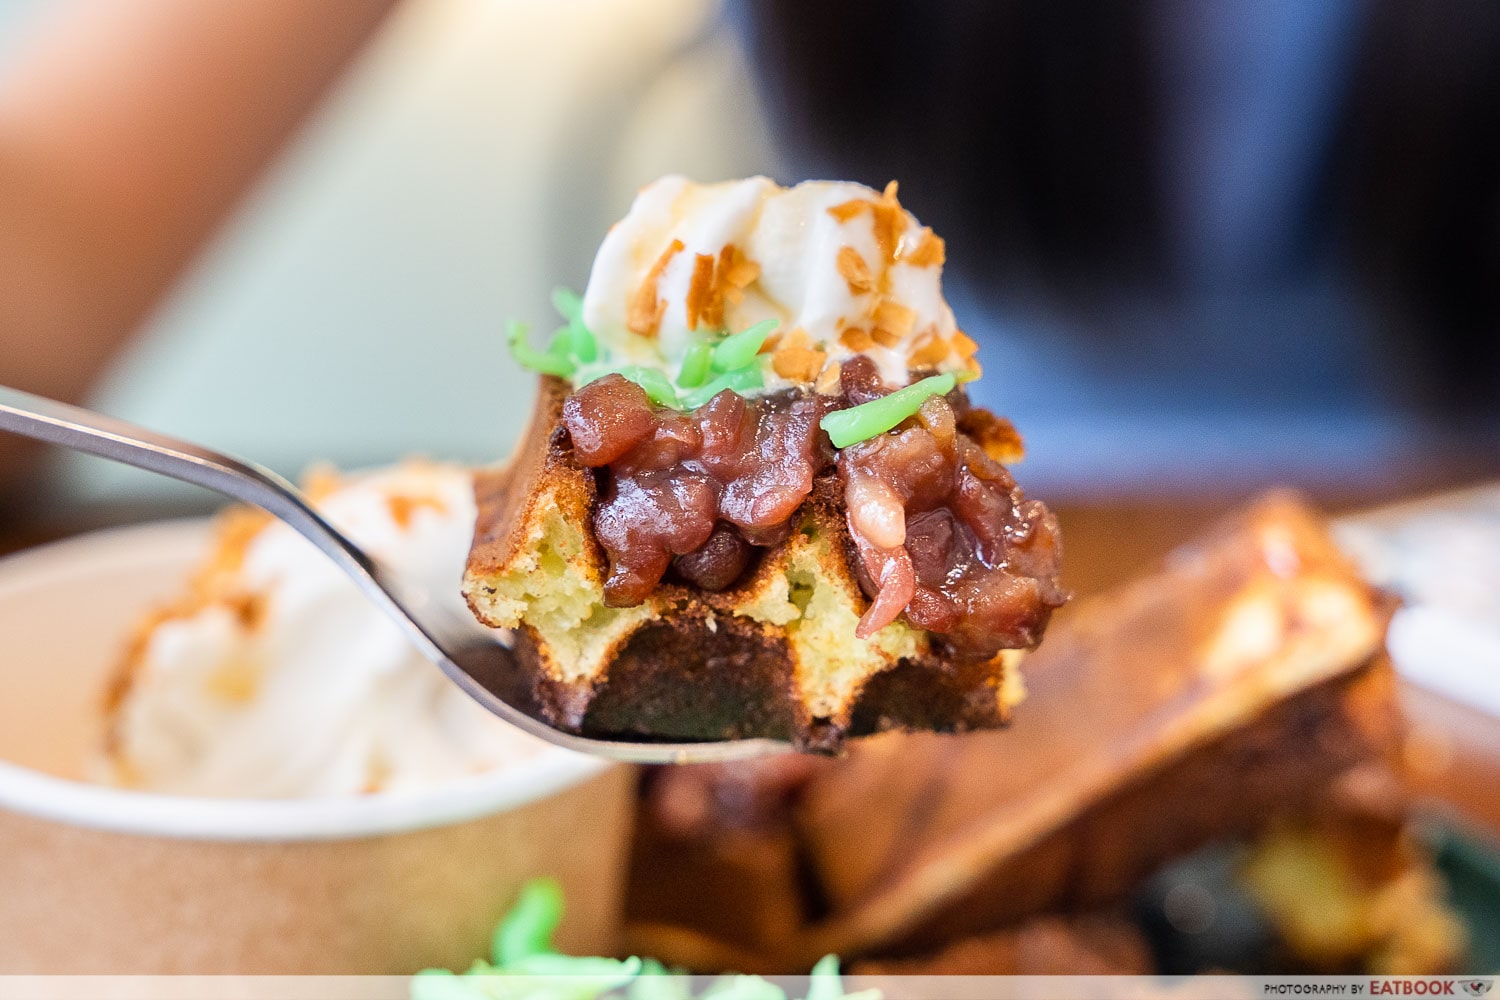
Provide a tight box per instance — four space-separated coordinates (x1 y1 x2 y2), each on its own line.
560 359 1065 662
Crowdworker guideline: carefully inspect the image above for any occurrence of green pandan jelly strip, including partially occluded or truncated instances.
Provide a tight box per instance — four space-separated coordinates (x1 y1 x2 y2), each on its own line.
819 373 956 448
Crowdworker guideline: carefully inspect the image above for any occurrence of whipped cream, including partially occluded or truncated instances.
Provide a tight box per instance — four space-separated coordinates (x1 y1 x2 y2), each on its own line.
104 462 548 798
581 176 975 391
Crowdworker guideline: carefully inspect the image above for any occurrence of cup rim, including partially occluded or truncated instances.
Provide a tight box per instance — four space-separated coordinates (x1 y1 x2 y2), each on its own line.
0 518 612 842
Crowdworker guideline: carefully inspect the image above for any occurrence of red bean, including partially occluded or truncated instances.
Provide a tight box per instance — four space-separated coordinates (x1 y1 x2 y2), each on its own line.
838 394 1066 660
562 375 656 466
563 374 1065 659
569 388 838 605
673 523 752 591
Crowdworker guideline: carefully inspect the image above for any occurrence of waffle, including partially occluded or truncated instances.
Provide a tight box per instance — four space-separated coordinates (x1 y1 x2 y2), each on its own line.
622 494 1410 970
462 377 1028 751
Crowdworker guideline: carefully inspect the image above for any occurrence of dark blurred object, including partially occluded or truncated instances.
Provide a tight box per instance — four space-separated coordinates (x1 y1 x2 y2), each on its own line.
1431 825 1500 973
742 1 1162 292
1134 843 1277 975
1334 1 1500 416
739 0 1500 418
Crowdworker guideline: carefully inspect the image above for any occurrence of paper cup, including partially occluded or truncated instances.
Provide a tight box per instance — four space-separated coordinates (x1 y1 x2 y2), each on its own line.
0 521 635 973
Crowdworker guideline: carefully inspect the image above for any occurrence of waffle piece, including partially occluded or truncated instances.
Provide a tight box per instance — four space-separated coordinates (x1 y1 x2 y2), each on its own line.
620 756 827 975
622 494 1403 970
462 377 1031 751
792 494 1399 958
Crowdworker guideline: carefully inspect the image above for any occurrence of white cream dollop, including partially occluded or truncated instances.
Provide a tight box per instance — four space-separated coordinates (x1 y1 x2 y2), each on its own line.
581 176 973 390
105 462 548 799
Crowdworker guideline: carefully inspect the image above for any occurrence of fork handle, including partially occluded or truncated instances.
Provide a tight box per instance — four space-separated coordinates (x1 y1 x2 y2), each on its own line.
0 384 374 581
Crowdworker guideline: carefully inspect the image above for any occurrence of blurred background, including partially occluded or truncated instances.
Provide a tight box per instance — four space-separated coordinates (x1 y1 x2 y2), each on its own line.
0 0 1497 514
0 2 1497 977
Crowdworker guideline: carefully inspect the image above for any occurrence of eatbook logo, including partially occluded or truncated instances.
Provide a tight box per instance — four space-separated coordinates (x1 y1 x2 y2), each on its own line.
1461 982 1493 997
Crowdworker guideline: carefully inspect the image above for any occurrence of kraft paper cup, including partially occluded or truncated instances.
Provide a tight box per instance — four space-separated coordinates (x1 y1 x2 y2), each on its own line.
0 520 635 974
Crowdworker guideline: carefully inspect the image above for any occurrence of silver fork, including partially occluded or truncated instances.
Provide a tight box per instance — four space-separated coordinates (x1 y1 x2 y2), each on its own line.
0 385 783 765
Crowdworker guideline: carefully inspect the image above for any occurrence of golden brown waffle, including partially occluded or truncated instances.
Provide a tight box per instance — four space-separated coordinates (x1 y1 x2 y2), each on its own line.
463 377 1028 750
623 494 1405 970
